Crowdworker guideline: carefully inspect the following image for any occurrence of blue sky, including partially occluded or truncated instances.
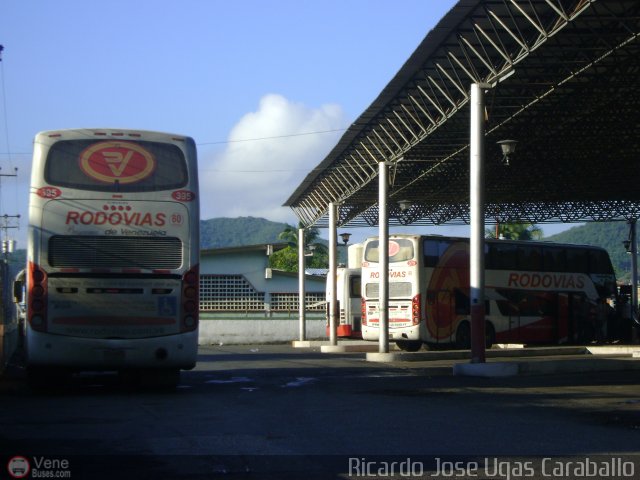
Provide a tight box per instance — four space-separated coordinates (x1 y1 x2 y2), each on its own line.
0 0 572 247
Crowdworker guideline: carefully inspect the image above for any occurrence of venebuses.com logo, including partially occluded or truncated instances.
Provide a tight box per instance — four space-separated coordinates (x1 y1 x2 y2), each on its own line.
6 455 72 478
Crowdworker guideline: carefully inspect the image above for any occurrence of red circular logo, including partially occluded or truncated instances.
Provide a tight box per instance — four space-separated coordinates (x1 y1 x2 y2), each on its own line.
79 141 155 184
388 241 400 257
7 456 30 479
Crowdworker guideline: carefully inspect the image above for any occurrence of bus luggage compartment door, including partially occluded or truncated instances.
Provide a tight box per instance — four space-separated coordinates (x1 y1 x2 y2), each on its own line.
427 290 455 344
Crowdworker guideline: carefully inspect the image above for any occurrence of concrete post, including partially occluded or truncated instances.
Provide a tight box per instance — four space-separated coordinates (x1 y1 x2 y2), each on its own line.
631 220 639 343
298 227 306 341
328 203 338 346
378 161 390 353
470 83 489 363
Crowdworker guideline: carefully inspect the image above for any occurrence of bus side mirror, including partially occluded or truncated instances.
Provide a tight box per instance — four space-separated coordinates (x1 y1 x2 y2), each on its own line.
13 280 24 303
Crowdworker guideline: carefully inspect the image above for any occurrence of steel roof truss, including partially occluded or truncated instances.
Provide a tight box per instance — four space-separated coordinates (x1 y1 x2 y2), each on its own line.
337 160 365 186
509 0 547 41
447 49 481 84
354 150 377 172
436 61 469 100
320 176 342 201
459 33 499 77
331 167 351 195
487 8 529 55
379 122 404 151
409 94 439 127
286 1 640 229
349 153 376 177
428 74 459 111
543 0 568 22
397 105 427 137
473 21 513 67
372 127 397 159
360 135 385 163
417 84 447 119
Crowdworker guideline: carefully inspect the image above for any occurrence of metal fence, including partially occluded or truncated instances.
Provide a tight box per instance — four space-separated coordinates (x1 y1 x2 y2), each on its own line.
199 274 325 313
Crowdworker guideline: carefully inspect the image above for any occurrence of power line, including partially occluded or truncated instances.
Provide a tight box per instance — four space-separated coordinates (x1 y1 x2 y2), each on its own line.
0 127 349 157
197 128 346 146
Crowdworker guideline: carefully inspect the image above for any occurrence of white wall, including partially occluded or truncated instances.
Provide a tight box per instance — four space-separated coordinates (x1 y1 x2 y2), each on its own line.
198 319 326 344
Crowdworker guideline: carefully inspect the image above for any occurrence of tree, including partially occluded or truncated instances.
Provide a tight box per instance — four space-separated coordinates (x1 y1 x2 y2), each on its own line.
486 222 544 240
269 223 329 272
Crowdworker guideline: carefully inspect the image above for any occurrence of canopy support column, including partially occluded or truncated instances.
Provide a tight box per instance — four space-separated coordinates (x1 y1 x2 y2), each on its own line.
328 202 338 346
470 83 489 363
378 161 390 353
298 227 306 341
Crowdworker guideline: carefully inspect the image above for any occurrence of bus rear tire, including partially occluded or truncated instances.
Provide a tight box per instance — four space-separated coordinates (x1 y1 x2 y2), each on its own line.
455 321 471 350
455 321 496 350
396 340 422 352
485 322 496 349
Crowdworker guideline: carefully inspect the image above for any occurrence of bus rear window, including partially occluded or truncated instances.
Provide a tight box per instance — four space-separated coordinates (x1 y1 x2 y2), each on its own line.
364 239 414 263
44 140 188 192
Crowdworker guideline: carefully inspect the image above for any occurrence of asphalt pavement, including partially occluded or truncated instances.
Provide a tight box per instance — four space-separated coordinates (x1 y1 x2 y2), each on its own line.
0 343 639 479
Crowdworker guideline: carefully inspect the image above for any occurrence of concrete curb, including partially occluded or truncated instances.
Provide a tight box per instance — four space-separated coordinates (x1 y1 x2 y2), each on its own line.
452 357 640 377
362 345 640 377
453 362 519 377
320 344 379 353
364 345 639 364
292 340 640 376
291 340 374 349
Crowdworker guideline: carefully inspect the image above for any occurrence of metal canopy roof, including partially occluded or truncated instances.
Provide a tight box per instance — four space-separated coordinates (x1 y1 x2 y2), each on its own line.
284 0 640 229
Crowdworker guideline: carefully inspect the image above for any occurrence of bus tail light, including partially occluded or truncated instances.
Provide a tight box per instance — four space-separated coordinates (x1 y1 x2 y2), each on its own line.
361 298 367 326
412 293 421 325
181 265 199 332
28 262 48 332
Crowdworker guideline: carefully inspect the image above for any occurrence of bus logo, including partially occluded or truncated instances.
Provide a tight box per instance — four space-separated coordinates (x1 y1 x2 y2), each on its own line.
79 141 156 184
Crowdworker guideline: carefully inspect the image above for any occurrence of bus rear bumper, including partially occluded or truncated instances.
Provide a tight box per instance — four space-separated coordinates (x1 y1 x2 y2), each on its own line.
25 330 199 370
362 324 422 342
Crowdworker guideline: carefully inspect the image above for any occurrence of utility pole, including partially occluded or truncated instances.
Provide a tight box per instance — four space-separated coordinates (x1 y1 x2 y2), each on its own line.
0 44 21 338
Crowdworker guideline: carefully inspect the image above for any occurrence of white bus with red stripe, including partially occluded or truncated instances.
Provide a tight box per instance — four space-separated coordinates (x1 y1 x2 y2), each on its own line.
24 129 199 386
361 234 618 352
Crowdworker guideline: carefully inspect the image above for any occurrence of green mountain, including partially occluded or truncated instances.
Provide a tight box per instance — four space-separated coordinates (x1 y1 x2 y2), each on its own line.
200 216 292 250
545 221 633 282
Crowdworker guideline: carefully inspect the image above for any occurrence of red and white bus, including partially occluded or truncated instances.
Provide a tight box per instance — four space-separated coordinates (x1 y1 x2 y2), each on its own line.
23 129 199 386
361 234 618 351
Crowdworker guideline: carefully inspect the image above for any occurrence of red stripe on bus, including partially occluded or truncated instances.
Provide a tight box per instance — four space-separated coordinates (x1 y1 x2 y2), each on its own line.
52 317 176 326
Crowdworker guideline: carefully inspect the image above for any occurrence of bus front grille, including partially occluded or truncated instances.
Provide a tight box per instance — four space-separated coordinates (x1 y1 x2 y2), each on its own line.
48 235 183 270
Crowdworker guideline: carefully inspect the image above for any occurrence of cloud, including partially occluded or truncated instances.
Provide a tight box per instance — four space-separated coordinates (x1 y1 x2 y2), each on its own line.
199 94 345 224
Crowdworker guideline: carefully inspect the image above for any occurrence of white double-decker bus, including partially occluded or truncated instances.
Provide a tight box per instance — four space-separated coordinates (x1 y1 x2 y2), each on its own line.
23 129 199 386
361 234 618 351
